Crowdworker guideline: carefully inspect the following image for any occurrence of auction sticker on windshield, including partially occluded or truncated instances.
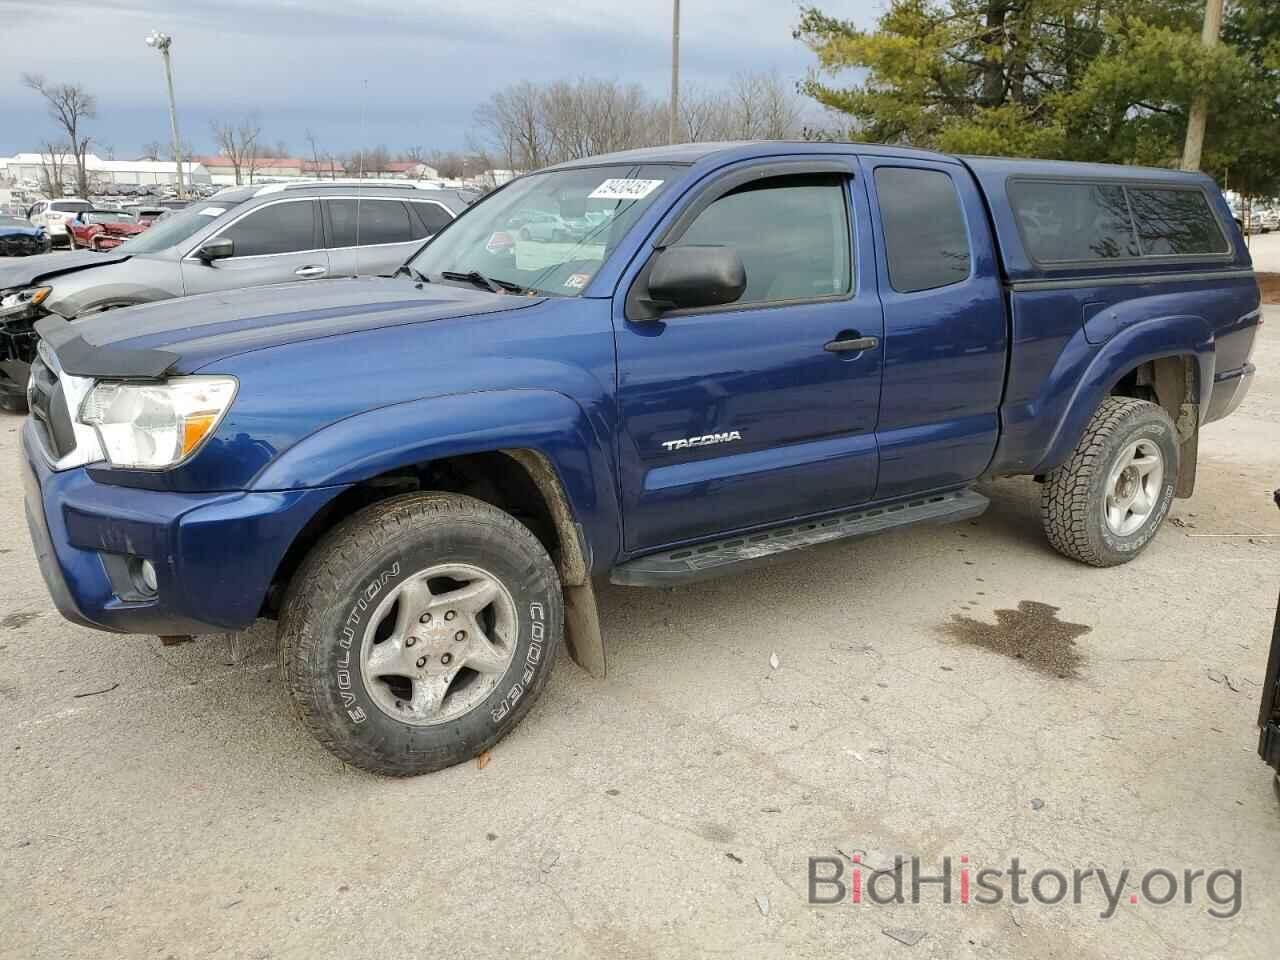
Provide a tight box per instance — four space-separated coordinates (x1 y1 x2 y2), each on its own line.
589 179 664 201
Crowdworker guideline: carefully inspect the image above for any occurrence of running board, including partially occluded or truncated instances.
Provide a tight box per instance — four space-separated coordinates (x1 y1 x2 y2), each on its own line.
610 489 989 587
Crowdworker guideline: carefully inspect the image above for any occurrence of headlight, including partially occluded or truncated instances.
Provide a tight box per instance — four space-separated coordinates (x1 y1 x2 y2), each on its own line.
0 285 51 315
79 376 237 469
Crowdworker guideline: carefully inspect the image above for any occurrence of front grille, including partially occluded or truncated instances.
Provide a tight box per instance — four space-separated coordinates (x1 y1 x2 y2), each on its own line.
0 234 46 256
28 350 76 460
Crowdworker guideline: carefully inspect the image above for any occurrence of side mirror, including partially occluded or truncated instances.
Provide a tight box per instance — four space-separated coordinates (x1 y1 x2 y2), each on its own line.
645 244 746 312
195 237 234 263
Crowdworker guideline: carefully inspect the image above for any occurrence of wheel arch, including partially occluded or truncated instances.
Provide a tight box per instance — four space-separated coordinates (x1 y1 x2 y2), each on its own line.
1033 315 1213 488
257 390 619 676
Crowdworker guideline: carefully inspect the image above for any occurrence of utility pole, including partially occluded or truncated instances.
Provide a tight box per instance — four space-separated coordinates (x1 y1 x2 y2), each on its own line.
145 31 187 197
668 0 681 145
1180 0 1225 172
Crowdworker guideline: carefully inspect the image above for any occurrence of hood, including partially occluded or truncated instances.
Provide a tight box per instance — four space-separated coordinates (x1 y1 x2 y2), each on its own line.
101 222 146 236
0 225 43 238
43 276 541 377
0 249 130 291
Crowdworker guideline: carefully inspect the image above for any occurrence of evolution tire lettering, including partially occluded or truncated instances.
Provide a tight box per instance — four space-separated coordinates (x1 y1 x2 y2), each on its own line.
336 561 400 725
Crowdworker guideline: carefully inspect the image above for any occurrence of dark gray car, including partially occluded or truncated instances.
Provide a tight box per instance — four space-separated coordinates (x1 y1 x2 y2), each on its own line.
0 180 471 407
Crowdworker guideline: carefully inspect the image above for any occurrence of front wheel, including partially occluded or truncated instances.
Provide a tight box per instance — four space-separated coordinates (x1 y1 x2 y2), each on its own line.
1041 397 1180 567
279 492 563 776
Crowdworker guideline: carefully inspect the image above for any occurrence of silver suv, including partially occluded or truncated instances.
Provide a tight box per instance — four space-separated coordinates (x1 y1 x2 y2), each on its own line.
0 180 472 408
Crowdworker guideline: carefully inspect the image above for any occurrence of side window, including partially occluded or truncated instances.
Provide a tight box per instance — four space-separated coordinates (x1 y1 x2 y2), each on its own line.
875 167 973 292
327 199 414 247
672 175 851 306
1126 187 1228 256
1008 181 1137 263
409 201 453 238
220 200 318 257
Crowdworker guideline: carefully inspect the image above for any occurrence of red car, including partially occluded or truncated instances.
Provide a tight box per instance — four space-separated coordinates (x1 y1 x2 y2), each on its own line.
66 210 147 251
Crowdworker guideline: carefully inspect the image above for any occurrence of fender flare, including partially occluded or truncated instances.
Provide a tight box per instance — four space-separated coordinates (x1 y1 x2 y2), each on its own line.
1034 314 1214 474
252 388 621 677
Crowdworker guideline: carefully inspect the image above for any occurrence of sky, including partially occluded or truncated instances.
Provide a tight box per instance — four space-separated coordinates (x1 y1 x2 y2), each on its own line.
0 0 878 162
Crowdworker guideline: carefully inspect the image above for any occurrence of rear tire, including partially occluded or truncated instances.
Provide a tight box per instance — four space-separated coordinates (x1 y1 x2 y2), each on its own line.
1041 397 1179 567
279 492 563 776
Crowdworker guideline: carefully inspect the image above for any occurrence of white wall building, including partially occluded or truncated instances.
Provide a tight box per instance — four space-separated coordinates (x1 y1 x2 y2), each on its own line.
0 153 211 190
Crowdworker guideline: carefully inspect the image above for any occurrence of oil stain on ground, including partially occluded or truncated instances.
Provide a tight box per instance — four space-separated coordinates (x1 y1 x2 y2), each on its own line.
943 601 1089 679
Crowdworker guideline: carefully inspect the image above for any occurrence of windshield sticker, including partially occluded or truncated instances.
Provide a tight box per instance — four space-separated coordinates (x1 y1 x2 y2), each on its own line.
589 178 664 201
197 206 225 217
564 272 591 289
485 231 514 253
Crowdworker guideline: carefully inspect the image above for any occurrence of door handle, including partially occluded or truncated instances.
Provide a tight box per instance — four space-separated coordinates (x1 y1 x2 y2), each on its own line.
824 335 879 353
295 265 327 279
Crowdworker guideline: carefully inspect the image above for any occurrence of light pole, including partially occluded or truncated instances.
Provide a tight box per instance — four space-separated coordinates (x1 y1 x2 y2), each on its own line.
145 30 186 197
668 0 681 145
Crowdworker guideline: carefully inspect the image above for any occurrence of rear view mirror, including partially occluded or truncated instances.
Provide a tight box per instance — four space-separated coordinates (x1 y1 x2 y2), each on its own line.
646 245 746 312
196 237 234 263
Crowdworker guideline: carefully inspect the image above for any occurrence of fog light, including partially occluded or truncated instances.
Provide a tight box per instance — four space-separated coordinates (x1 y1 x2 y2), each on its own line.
139 559 158 594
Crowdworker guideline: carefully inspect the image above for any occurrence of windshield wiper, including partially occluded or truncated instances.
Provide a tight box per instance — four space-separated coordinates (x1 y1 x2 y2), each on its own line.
439 270 524 294
394 264 431 283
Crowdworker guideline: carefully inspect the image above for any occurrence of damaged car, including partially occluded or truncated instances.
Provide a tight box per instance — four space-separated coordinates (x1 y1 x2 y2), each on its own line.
0 180 468 410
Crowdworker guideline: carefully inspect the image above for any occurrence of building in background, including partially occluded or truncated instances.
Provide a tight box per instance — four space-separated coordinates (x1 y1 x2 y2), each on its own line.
0 153 210 191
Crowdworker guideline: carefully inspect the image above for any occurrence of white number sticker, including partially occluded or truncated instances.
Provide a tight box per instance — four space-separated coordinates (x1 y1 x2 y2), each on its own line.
197 206 226 217
589 179 664 201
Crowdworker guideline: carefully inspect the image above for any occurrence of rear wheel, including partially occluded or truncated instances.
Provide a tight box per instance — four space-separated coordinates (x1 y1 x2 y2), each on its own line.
1041 397 1179 566
279 492 563 776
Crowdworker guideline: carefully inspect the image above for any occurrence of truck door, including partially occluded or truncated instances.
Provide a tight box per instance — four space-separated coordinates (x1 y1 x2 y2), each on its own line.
613 160 884 552
859 158 1007 500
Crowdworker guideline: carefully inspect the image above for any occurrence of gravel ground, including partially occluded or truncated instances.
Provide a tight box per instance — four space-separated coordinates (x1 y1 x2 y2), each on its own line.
1 310 1277 960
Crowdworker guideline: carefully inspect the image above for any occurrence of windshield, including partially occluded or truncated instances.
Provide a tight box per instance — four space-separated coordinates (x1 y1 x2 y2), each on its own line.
0 217 29 227
118 200 246 254
409 164 682 297
87 211 134 223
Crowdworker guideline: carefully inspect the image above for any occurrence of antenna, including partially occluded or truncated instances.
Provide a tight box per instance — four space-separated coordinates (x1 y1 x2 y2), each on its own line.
354 78 368 276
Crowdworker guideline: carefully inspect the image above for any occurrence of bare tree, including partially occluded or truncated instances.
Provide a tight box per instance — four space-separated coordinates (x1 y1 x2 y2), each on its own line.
139 140 164 161
474 80 551 171
210 115 262 185
36 140 71 198
345 145 392 178
726 71 802 140
471 73 805 171
400 146 432 179
23 74 96 198
426 150 469 180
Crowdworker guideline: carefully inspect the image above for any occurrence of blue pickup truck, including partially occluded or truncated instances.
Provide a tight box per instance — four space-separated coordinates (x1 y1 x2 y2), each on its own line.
20 142 1260 775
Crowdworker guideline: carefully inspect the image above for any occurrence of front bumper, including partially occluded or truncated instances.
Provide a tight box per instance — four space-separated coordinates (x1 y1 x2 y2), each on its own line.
22 418 347 636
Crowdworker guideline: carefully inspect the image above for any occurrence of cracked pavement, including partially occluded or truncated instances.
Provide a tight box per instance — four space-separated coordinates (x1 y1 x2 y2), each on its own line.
2 310 1278 959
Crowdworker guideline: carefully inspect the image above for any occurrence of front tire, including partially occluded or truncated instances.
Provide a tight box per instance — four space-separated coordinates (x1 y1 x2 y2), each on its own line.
279 492 563 776
1041 397 1179 567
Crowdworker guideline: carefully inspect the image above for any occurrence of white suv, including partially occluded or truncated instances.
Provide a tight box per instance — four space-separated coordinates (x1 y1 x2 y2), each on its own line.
26 199 93 247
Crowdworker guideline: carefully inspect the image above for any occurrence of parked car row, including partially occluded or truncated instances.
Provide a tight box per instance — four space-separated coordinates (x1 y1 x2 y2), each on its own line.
0 179 469 407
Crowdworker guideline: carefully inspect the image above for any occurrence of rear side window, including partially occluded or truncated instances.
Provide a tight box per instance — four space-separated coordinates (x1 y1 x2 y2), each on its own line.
221 200 318 257
1008 182 1137 262
875 168 972 293
410 201 454 237
327 199 414 247
1126 187 1229 255
1009 180 1228 263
